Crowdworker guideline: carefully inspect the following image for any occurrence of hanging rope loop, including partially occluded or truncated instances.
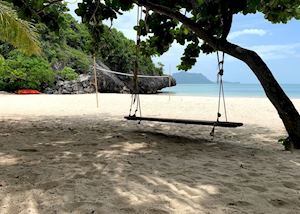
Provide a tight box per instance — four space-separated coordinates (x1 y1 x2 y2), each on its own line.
211 51 228 137
133 6 142 93
129 6 143 123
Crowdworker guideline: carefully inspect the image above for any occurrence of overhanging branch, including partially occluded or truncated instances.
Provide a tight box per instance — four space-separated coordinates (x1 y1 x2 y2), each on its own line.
137 0 253 62
138 0 218 49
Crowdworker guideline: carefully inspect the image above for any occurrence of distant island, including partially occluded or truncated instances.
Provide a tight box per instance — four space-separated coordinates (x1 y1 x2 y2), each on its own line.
172 72 213 84
172 72 240 84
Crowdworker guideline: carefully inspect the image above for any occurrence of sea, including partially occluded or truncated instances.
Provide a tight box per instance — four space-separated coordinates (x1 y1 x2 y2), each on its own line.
161 83 300 98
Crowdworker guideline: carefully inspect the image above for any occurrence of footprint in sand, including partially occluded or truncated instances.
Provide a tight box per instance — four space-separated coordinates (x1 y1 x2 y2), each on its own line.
17 148 38 152
144 208 169 214
119 207 136 213
220 182 241 192
269 199 288 207
227 200 252 207
282 181 300 190
203 161 218 167
247 172 263 177
248 185 268 192
37 180 60 190
73 174 85 179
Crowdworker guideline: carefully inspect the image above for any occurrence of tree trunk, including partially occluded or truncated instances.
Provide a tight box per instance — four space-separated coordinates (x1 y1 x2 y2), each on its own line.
220 41 300 149
137 1 300 148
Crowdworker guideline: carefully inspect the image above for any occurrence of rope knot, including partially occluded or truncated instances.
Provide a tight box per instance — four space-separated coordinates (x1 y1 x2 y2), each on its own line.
219 69 224 76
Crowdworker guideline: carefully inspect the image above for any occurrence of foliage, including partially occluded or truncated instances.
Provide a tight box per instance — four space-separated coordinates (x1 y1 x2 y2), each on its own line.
0 0 40 55
56 66 78 81
35 17 91 74
35 12 162 75
0 42 14 58
1 1 91 72
62 14 92 52
4 0 68 31
0 1 164 93
1 0 162 75
0 51 54 91
0 54 4 64
75 0 300 71
96 26 162 75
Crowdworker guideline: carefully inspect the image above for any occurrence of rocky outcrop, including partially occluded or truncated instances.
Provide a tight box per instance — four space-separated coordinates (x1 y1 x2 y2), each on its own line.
45 74 94 94
46 63 176 94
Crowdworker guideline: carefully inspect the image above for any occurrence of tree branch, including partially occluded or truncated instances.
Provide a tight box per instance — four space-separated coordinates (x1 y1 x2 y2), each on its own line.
37 0 63 14
188 0 197 11
138 0 218 48
137 0 258 63
90 0 100 24
20 0 39 17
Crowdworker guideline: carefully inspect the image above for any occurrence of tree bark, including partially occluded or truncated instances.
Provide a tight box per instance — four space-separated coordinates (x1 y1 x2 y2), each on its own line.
139 1 300 148
219 42 300 148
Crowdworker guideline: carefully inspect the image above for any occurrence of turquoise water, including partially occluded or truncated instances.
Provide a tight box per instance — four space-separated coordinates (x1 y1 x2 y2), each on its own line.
161 84 300 98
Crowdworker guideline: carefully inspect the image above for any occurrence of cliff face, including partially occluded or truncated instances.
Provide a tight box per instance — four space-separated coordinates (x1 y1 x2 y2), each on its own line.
46 63 176 94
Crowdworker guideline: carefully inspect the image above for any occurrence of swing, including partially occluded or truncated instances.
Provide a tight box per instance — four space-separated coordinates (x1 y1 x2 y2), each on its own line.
125 116 243 128
125 6 243 132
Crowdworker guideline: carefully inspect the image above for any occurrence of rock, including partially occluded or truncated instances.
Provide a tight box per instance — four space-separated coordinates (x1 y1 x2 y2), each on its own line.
120 86 130 94
0 91 12 94
97 70 127 93
46 62 176 94
79 75 89 82
43 88 55 94
56 80 65 86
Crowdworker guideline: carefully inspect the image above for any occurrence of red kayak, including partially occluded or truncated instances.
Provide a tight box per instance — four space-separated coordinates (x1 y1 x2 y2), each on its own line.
16 89 41 94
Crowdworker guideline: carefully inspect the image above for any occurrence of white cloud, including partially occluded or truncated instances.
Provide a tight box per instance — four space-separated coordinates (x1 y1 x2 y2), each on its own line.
228 29 267 40
249 43 300 60
220 43 300 62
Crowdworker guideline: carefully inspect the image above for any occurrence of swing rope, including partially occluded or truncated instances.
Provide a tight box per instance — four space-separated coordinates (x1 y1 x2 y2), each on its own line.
210 51 228 137
129 6 143 120
125 47 243 129
217 51 228 122
126 9 240 132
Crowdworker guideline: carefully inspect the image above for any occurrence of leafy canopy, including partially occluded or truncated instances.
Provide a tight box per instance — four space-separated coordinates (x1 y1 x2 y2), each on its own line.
4 0 68 30
1 0 163 80
0 1 40 55
0 51 54 91
75 0 300 70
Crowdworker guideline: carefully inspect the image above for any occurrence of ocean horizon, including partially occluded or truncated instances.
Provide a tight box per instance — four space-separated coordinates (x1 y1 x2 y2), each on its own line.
161 83 300 98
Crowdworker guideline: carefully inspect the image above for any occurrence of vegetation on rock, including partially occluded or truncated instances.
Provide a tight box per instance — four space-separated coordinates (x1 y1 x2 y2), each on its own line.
0 0 163 92
56 67 78 81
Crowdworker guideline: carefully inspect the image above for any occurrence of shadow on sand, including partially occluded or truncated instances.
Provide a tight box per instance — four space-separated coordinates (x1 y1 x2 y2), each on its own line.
0 116 299 213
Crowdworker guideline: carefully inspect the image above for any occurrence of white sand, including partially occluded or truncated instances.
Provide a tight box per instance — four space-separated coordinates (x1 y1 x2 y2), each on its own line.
0 93 300 213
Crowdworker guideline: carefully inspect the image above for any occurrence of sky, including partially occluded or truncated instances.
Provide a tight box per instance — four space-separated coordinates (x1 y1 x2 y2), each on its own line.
67 1 300 84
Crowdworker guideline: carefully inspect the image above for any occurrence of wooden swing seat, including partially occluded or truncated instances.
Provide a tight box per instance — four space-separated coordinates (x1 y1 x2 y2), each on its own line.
125 116 243 128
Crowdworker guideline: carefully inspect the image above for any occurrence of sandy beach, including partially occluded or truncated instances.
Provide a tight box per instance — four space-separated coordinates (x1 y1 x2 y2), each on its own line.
0 93 300 214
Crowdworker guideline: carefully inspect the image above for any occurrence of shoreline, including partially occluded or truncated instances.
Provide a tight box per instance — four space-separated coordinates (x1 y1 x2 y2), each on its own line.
160 83 300 99
1 93 299 128
158 92 300 99
2 90 300 100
